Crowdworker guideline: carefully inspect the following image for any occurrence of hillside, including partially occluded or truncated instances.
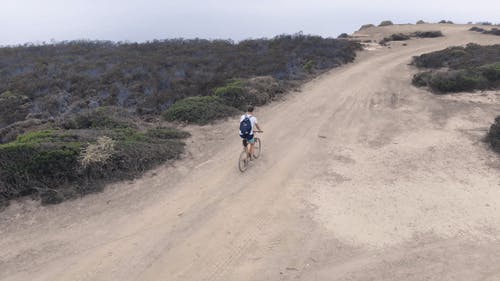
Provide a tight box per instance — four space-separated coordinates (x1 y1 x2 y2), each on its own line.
2 23 500 281
0 35 361 206
0 36 360 132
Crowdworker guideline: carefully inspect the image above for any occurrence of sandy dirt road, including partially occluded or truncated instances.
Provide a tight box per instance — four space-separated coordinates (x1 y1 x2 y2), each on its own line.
2 24 500 281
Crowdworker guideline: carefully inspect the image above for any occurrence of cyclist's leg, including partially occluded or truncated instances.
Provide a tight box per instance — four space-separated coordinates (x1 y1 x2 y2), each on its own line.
242 138 249 160
247 136 255 158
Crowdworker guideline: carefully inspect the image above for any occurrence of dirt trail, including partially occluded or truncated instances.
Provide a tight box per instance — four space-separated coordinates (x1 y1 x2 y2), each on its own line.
2 24 500 281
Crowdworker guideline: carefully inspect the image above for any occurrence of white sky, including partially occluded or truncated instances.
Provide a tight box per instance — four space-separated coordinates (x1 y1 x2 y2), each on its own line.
1 0 498 45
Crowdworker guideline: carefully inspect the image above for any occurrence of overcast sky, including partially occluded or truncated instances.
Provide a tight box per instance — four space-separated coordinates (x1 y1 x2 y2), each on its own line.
1 0 498 46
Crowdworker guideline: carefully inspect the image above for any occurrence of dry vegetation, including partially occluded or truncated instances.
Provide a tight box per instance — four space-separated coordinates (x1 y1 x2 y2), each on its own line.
379 31 443 45
0 35 361 130
0 127 189 207
411 44 500 153
411 44 500 93
469 26 500 36
0 34 362 207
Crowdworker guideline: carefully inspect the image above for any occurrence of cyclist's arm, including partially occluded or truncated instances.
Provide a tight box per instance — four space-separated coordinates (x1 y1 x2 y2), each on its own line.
255 123 262 132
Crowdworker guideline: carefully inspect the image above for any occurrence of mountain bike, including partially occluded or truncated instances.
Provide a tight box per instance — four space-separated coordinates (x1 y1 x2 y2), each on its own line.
238 131 262 172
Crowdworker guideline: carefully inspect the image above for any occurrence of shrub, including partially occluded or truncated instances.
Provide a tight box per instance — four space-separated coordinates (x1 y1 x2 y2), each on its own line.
479 63 500 82
390 33 410 41
359 24 375 30
0 132 83 204
0 118 46 144
428 70 488 93
0 36 361 131
0 127 189 205
379 21 394 27
164 76 285 124
380 34 403 44
0 91 31 127
416 20 426 24
79 136 115 169
485 28 500 36
337 33 350 39
487 116 500 153
244 76 283 105
412 45 500 93
303 60 315 73
412 31 443 38
163 96 239 124
412 44 500 69
213 81 248 110
380 31 443 44
60 106 136 129
470 26 500 36
145 127 191 140
412 71 433 87
470 26 485 32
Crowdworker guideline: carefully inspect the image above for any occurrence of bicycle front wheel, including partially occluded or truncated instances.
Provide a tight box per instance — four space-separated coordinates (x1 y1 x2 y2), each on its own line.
253 138 261 159
238 150 248 172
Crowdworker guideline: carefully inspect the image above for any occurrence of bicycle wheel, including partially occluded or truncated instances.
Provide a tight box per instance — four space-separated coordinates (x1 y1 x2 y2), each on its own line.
238 150 248 172
253 138 261 159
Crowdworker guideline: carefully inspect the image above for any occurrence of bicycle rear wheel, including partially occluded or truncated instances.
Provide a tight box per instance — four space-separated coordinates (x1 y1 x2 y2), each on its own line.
253 138 261 159
238 150 248 172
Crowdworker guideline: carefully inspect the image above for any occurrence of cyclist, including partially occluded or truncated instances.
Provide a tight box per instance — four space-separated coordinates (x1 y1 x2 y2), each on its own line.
239 106 262 160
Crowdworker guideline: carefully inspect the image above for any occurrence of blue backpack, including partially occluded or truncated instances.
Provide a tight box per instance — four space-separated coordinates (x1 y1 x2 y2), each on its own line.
239 116 252 137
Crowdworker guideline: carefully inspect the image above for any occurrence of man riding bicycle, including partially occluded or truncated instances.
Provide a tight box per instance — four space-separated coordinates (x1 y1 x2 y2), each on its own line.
239 106 262 160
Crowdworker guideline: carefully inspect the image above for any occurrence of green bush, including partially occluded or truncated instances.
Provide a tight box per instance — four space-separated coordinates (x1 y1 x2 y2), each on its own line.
0 132 83 204
470 26 486 32
380 33 410 44
0 36 361 131
0 91 30 127
214 80 274 110
412 44 500 93
163 96 239 124
60 106 135 129
213 81 248 110
380 31 442 45
379 20 394 26
470 26 500 36
0 127 189 205
412 44 500 69
412 71 433 87
359 24 375 30
412 31 443 38
428 70 488 93
479 63 500 82
303 60 315 73
145 127 191 140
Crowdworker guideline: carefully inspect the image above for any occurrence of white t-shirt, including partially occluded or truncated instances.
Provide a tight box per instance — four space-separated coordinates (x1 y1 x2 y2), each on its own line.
239 114 258 135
